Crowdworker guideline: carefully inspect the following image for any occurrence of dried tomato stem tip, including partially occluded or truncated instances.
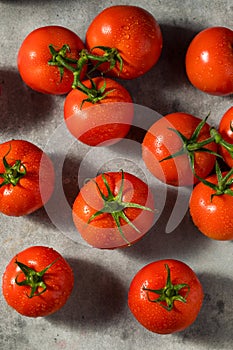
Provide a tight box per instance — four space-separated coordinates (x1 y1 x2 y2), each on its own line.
0 147 26 187
142 264 190 311
15 258 60 298
88 170 154 246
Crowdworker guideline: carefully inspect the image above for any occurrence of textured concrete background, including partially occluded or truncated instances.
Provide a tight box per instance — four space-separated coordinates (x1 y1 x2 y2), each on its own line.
0 1 232 349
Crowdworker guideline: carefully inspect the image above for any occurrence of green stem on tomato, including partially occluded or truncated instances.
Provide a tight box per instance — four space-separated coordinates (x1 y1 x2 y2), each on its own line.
0 146 26 187
15 258 60 298
87 169 154 246
142 264 190 311
47 44 122 103
210 128 233 155
193 161 233 200
159 115 220 177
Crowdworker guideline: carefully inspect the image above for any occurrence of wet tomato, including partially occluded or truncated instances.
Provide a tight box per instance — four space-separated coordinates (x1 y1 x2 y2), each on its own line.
0 139 54 216
185 26 233 95
64 77 134 146
18 25 86 94
2 246 74 317
85 5 162 79
128 259 203 334
72 170 155 249
189 170 233 240
142 112 217 186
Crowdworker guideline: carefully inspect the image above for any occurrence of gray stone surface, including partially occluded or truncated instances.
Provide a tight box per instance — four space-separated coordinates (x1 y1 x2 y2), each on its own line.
0 1 232 349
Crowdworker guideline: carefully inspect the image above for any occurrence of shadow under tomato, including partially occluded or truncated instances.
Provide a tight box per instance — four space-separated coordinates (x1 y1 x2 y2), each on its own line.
119 185 211 261
47 258 126 329
0 68 55 138
120 24 201 116
176 272 233 347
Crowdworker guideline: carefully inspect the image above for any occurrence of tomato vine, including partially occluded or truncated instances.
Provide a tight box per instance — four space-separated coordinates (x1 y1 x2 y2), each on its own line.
48 43 122 103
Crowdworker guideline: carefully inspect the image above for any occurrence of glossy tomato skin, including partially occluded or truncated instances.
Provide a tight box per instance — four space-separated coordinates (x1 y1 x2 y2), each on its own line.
189 172 233 240
85 5 162 79
218 106 233 167
0 139 54 216
128 259 203 334
185 27 233 96
2 246 74 317
72 171 155 249
18 26 86 94
64 77 134 146
142 112 217 186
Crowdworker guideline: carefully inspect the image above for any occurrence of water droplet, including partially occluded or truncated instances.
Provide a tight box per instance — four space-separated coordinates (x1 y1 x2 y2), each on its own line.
125 34 130 40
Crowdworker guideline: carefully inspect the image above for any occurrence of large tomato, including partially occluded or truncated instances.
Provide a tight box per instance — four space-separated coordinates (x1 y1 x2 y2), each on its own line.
64 77 134 146
72 170 155 249
85 5 162 79
142 112 217 186
17 25 86 94
218 106 233 167
185 26 233 96
189 170 233 240
0 139 54 216
2 246 74 317
128 259 203 334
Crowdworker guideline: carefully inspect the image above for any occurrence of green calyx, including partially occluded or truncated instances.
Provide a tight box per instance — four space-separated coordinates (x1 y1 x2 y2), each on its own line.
0 147 26 187
196 161 233 201
160 114 220 174
15 258 59 298
143 264 190 311
48 44 122 105
88 170 154 246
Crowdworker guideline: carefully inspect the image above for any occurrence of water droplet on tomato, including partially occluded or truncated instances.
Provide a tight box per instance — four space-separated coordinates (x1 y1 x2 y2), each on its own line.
125 34 130 40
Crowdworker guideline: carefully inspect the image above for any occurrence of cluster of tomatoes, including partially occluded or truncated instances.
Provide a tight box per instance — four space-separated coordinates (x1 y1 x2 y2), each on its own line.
1 5 233 335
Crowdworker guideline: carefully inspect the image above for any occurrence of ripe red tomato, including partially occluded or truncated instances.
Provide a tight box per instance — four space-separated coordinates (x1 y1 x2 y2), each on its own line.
64 77 134 146
85 5 162 79
142 112 217 186
17 25 86 94
185 26 233 96
2 246 74 317
0 139 54 216
72 170 155 249
189 171 233 240
128 259 203 334
218 106 233 167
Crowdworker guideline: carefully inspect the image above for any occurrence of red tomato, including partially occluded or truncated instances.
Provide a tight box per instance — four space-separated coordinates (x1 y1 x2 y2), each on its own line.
85 5 162 79
189 171 233 240
64 77 134 146
185 26 233 96
17 26 86 94
218 106 233 167
2 246 74 317
0 139 54 216
142 112 217 186
128 259 203 334
72 170 155 249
